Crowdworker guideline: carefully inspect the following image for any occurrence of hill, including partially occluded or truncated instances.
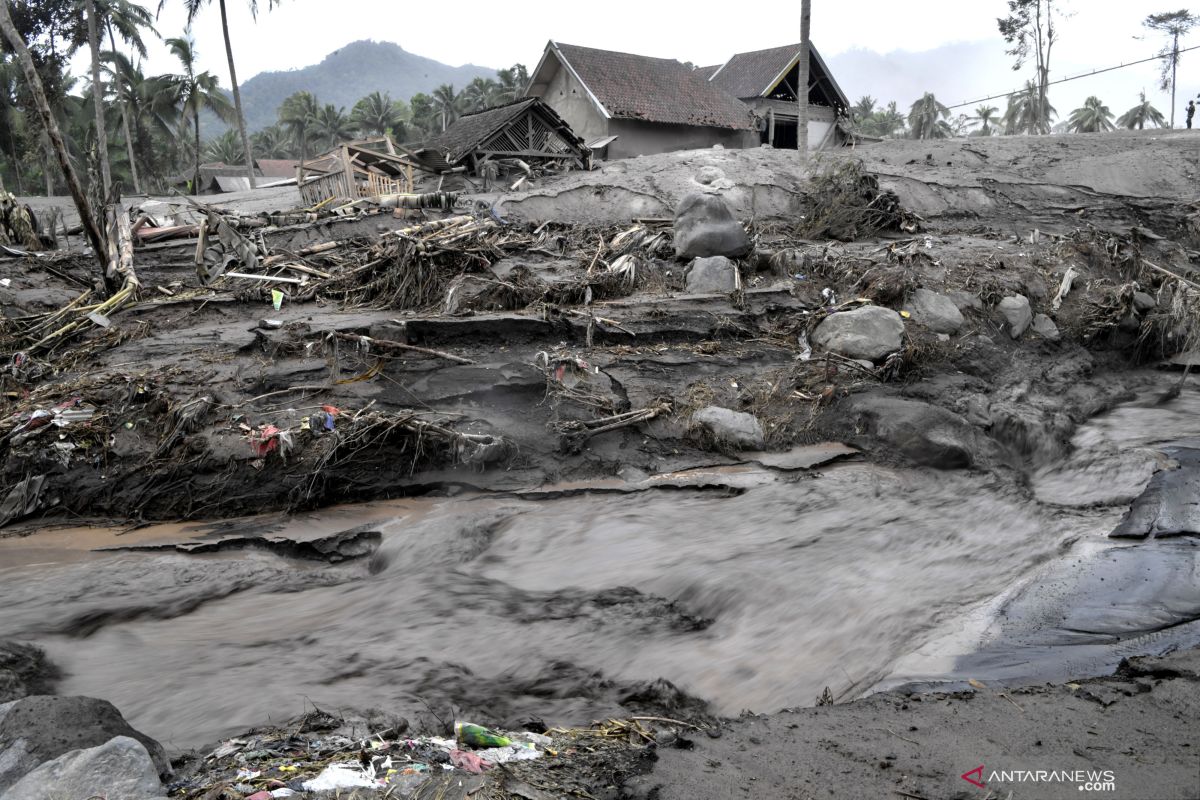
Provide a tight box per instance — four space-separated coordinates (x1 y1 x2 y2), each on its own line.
235 40 497 132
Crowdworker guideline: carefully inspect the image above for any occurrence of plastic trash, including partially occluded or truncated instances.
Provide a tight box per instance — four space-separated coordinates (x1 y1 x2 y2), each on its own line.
478 743 542 764
271 289 284 311
449 748 493 774
301 764 380 791
455 721 511 749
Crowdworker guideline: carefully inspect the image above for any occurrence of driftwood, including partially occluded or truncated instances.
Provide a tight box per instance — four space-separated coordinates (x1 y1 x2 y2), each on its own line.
332 332 475 364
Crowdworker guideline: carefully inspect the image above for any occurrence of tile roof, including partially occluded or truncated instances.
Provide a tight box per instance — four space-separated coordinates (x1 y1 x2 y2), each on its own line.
257 159 300 178
711 42 848 109
554 43 754 130
418 97 589 171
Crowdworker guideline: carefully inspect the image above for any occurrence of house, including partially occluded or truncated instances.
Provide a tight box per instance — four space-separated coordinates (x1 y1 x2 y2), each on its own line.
525 41 757 160
408 97 590 177
296 137 419 207
708 42 850 149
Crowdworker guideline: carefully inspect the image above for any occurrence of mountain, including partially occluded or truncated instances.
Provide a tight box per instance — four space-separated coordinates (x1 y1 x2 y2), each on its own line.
235 40 498 132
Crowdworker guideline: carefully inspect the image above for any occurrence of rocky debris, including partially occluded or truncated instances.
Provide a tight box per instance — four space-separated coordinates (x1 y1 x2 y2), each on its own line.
673 193 751 259
0 642 57 703
2 736 165 800
903 288 964 334
997 294 1033 338
691 406 765 449
946 290 983 312
684 256 737 293
444 273 498 315
1133 291 1157 312
1031 313 1060 341
0 695 171 794
849 396 983 469
812 305 905 361
1110 446 1200 538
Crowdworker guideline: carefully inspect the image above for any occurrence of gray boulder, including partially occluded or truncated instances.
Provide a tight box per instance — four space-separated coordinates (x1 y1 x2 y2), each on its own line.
812 305 905 361
1031 313 1060 341
904 288 964 334
0 696 171 794
3 736 164 800
1133 291 1157 312
0 643 56 703
850 396 982 469
685 256 738 293
947 290 983 312
997 295 1032 338
673 193 751 259
692 406 765 449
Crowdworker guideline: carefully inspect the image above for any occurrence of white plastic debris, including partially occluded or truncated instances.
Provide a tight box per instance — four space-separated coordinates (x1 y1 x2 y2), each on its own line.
477 743 542 764
302 764 380 791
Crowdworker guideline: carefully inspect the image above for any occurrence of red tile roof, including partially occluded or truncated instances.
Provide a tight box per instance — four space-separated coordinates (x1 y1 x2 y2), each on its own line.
554 43 753 130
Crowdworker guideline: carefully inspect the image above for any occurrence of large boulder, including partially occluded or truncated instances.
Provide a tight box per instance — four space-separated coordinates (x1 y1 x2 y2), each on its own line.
850 396 982 469
904 288 964 334
673 193 751 259
685 256 738 293
692 406 765 449
812 305 905 361
3 736 164 800
0 696 171 794
0 642 57 703
997 295 1032 338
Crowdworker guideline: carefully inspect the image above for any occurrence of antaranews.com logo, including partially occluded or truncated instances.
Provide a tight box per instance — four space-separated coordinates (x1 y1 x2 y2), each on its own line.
962 764 1117 793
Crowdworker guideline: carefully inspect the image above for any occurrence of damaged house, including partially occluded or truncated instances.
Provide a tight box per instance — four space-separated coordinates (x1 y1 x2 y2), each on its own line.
525 41 757 160
708 42 850 149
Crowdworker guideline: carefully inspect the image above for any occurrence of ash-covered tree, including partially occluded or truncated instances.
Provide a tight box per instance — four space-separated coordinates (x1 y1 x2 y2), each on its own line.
350 90 406 139
1143 9 1200 127
998 0 1063 135
971 104 999 136
1117 91 1167 129
908 92 951 139
1067 96 1115 132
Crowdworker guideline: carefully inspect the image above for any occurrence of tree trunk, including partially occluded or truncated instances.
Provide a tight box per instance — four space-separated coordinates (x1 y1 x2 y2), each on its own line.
0 1 106 271
797 0 810 157
193 107 202 195
42 132 52 196
107 21 142 194
218 0 256 189
84 0 111 199
1171 33 1179 129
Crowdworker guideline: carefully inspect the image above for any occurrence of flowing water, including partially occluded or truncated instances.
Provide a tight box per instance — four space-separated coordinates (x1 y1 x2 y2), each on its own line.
4 379 1200 751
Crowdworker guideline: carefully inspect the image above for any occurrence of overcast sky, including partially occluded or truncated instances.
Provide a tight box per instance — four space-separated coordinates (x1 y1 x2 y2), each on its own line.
75 0 1188 123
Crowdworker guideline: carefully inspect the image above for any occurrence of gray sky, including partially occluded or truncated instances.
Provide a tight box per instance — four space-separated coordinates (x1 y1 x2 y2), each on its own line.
78 0 1188 125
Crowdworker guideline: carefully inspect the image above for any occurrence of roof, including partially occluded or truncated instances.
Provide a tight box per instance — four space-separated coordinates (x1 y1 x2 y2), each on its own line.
696 64 723 80
548 42 754 130
428 98 542 163
414 97 589 172
710 42 849 110
257 159 300 178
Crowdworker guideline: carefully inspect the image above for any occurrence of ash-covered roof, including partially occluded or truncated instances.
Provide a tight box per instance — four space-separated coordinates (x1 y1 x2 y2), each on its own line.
710 42 848 110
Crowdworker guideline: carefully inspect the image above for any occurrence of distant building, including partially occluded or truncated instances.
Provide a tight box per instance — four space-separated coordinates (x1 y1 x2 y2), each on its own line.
525 40 850 159
709 42 850 150
525 41 757 160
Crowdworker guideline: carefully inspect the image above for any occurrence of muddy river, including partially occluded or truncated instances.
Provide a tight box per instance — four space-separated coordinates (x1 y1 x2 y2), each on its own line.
3 379 1200 751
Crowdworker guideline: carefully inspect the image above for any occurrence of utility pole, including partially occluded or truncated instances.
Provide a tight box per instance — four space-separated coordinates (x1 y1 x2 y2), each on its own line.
797 0 811 158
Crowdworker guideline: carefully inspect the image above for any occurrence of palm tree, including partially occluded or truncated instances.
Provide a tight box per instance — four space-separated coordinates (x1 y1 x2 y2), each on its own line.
83 0 112 197
1067 96 1115 133
970 104 999 136
97 0 157 194
251 124 294 158
205 128 242 163
278 90 318 158
168 0 280 189
1117 91 1167 130
850 95 876 128
1002 81 1057 135
494 64 529 103
350 91 406 138
907 92 951 139
461 77 498 112
167 34 235 193
431 83 459 132
312 104 353 150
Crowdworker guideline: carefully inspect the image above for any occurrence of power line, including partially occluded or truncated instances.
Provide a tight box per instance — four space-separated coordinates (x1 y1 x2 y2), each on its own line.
946 43 1200 111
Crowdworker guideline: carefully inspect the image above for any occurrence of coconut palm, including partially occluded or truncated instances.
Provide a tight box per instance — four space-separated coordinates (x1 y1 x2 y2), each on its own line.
1067 96 1115 133
204 128 242 163
165 0 281 189
494 64 529 103
311 103 354 150
97 0 157 194
907 92 951 139
461 77 498 112
350 91 406 138
1002 81 1057 135
850 95 876 128
1117 91 1167 130
251 124 293 158
166 34 235 193
278 90 318 158
970 104 999 136
431 83 459 132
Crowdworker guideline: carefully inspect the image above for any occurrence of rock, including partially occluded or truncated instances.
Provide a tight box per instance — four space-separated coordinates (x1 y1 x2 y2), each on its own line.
673 193 751 259
1133 291 1157 312
947 290 983 312
691 406 765 449
1031 313 1060 341
997 295 1032 338
685 256 738 293
1119 313 1141 332
0 696 171 794
812 305 905 362
3 736 165 800
850 396 982 469
0 643 57 703
443 274 496 315
904 288 964 334
1023 274 1049 300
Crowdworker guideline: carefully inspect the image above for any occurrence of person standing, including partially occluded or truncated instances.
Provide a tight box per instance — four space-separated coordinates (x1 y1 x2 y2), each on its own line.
1190 99 1198 129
